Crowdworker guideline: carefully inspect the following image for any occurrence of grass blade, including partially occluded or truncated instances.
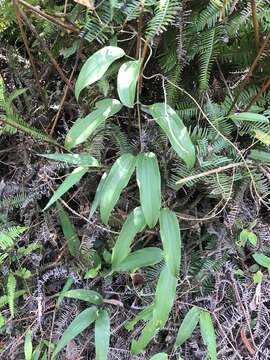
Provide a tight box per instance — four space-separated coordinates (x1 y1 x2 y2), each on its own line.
136 152 161 228
24 329 33 360
149 353 168 360
175 306 201 347
89 172 107 219
199 311 217 360
131 321 158 355
63 289 103 305
95 310 110 360
38 153 99 167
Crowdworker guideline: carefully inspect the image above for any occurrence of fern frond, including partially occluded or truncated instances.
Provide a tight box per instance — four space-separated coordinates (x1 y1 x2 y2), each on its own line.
196 0 234 31
0 226 26 251
7 273 16 318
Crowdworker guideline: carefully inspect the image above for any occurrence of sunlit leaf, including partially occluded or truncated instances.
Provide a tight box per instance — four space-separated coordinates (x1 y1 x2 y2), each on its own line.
136 153 161 228
38 153 99 167
95 310 110 360
175 306 201 346
159 208 181 277
149 353 168 360
65 99 122 150
142 103 195 167
111 207 146 267
57 202 80 256
239 229 257 246
199 311 217 360
253 129 270 145
75 46 125 99
44 166 88 210
24 329 33 360
253 252 270 269
117 60 142 107
7 273 16 318
112 247 163 272
52 307 98 359
63 289 103 305
100 154 136 224
229 112 269 123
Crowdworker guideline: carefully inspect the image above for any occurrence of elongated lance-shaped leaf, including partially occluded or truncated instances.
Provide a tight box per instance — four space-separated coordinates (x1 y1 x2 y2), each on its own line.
159 208 181 277
175 306 201 347
100 154 136 224
253 129 270 145
24 329 33 360
38 153 99 167
56 277 74 308
125 304 154 331
253 252 270 269
249 149 270 163
65 99 122 150
229 112 269 124
63 289 103 305
136 153 161 228
44 166 88 210
52 307 98 359
117 60 142 108
7 273 16 318
142 103 195 168
75 46 125 99
89 172 107 219
95 310 110 360
199 311 217 360
112 247 163 272
57 202 80 256
152 265 177 328
131 321 158 355
111 207 146 267
149 353 168 360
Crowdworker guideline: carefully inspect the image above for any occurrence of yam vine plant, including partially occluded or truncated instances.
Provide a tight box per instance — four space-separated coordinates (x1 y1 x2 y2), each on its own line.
1 0 270 359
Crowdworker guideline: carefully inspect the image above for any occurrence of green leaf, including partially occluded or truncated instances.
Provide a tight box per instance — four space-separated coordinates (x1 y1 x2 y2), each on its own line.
117 60 142 108
136 153 161 228
125 304 154 331
56 278 74 308
63 289 103 305
175 306 201 347
44 166 88 210
111 207 146 267
239 229 257 246
249 150 270 162
57 202 80 256
7 273 16 318
112 247 163 272
95 310 110 360
100 154 136 224
131 321 158 355
152 265 177 328
89 172 108 219
253 252 270 269
38 153 99 167
229 112 269 123
24 329 33 360
199 311 217 360
0 314 5 329
149 353 168 360
65 99 122 150
52 307 98 359
75 46 125 99
159 208 181 277
253 129 270 145
143 103 195 168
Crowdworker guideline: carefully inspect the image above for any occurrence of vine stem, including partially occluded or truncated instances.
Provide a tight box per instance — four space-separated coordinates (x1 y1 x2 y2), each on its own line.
251 0 260 49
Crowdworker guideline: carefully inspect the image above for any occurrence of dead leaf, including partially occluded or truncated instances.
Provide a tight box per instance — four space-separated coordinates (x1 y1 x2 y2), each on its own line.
74 0 95 10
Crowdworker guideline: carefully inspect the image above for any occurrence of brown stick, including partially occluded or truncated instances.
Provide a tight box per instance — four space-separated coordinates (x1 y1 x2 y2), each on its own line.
15 4 73 90
17 0 79 33
136 0 145 59
13 0 46 104
244 77 270 111
251 0 260 49
230 29 270 111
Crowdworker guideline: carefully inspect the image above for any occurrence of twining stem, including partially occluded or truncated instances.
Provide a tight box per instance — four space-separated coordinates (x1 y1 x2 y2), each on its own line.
251 0 260 49
245 76 270 110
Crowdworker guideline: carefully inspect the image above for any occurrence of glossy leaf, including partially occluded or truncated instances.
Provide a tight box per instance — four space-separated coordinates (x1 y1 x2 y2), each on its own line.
63 289 103 305
159 208 181 277
229 112 269 123
100 154 136 224
75 46 125 99
175 306 201 346
65 99 122 150
112 247 163 272
253 252 270 269
95 310 110 360
131 321 158 355
199 311 217 360
143 103 195 168
89 172 107 219
136 153 161 228
149 353 168 360
52 307 98 359
152 265 177 328
253 129 270 145
117 60 142 107
39 153 99 167
111 207 146 267
44 166 87 210
57 202 80 256
24 329 33 360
